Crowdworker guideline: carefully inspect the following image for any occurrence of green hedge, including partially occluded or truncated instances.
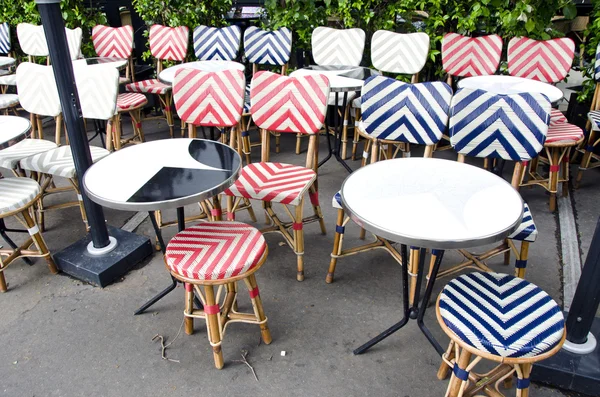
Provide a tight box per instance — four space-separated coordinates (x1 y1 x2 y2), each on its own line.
578 1 600 103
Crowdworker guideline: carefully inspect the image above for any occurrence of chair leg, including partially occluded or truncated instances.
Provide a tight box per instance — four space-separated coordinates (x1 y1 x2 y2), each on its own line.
562 148 570 197
408 247 420 306
0 266 6 292
36 115 44 141
361 139 372 167
244 274 272 344
294 198 305 282
21 207 58 275
106 118 114 151
549 148 560 212
351 108 361 161
296 133 302 155
203 285 224 369
114 114 123 151
184 283 194 335
327 208 345 284
575 130 597 188
163 92 174 138
515 241 530 278
308 184 326 235
341 105 350 160
446 347 472 397
437 340 455 380
515 363 533 397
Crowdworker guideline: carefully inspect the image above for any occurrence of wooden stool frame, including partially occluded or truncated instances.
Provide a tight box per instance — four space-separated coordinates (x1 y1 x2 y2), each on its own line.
575 82 600 187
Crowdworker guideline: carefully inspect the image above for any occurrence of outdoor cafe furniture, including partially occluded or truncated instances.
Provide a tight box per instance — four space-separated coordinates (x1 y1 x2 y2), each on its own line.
350 30 430 162
435 88 549 283
0 92 18 115
436 272 565 397
82 138 242 315
158 60 245 85
224 71 328 281
0 177 58 292
125 24 189 137
327 76 452 286
340 157 524 356
91 25 135 84
0 56 14 69
193 25 241 61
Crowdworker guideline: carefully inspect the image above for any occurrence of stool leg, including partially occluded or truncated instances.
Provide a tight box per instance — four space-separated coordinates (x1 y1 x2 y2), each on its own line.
351 108 361 161
515 363 532 397
294 198 305 282
446 348 472 397
204 285 224 369
21 208 58 274
438 340 455 380
576 130 597 188
549 148 560 212
244 274 272 344
562 148 570 197
341 105 350 160
515 241 530 279
408 247 420 306
184 283 194 335
0 266 6 292
327 208 345 284
296 133 302 155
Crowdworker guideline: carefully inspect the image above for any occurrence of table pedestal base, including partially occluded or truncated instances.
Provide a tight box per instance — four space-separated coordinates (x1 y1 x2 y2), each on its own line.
354 245 445 356
319 92 354 173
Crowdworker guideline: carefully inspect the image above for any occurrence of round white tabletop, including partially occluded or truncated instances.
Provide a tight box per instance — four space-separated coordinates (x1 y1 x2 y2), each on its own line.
0 56 15 69
83 139 241 211
0 116 31 150
340 158 523 249
75 57 128 70
290 65 380 92
158 61 246 84
457 75 563 103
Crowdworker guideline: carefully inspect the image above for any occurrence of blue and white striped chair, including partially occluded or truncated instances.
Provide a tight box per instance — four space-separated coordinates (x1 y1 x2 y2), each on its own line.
436 272 565 397
242 27 292 157
0 22 9 55
437 87 550 281
193 25 241 61
327 75 451 285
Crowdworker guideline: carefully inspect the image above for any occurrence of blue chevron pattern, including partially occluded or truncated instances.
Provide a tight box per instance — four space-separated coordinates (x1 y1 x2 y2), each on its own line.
595 43 600 82
359 75 451 145
439 272 564 358
244 27 291 66
332 191 342 209
450 88 551 161
193 25 241 61
0 23 9 54
508 203 537 242
588 110 600 132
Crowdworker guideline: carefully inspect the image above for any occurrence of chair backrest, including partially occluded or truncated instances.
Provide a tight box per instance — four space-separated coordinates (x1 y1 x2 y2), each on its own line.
244 27 292 66
74 64 119 120
149 25 189 61
17 23 81 60
0 22 10 54
595 42 600 82
311 27 365 66
250 71 330 135
92 25 134 58
193 25 241 61
360 75 451 145
449 88 551 161
65 27 82 60
16 62 61 117
507 37 575 83
442 33 503 78
173 68 245 127
371 31 429 75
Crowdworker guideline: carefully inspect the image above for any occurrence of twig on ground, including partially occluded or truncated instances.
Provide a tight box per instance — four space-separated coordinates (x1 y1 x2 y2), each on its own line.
232 350 259 382
152 317 185 363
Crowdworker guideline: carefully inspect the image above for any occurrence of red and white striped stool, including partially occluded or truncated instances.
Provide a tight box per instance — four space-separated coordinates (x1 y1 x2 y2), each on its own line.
164 221 272 369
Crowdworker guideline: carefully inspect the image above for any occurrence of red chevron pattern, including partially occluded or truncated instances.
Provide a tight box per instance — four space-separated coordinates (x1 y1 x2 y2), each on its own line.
116 93 147 111
92 25 133 58
165 222 266 281
250 71 329 134
173 69 245 127
508 37 575 83
224 162 316 205
149 25 188 61
442 33 503 77
125 78 171 95
546 122 584 144
550 109 567 125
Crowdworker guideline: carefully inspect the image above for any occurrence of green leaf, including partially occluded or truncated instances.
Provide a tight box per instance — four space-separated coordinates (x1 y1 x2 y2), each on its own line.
525 18 535 33
562 4 577 20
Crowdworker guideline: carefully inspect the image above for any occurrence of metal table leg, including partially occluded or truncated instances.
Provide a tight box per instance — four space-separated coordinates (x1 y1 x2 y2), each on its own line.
319 92 353 173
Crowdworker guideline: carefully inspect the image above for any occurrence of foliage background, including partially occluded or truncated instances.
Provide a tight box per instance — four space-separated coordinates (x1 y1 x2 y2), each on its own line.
578 1 600 103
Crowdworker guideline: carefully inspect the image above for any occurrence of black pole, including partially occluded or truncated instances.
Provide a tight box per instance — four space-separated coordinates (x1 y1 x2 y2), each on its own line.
565 216 600 344
36 0 110 248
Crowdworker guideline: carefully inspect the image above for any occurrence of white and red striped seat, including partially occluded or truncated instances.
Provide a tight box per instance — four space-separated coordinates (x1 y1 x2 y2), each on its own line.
442 33 503 78
550 108 567 125
546 122 584 145
116 92 147 112
164 221 266 281
125 78 171 95
508 37 575 83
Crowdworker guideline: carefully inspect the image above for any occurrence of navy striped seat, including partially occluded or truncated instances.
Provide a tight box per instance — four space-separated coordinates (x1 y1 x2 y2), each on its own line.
193 25 241 61
0 22 10 54
439 272 564 358
508 203 537 242
244 27 291 66
332 191 342 209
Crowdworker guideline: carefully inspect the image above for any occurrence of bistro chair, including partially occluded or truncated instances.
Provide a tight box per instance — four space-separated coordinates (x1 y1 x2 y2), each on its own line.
0 92 18 115
0 22 13 92
242 27 292 157
436 272 565 397
351 30 430 161
0 118 57 176
164 221 272 369
575 42 600 187
442 33 503 85
193 25 241 61
224 71 329 281
125 25 189 137
16 63 111 230
328 76 451 297
0 177 58 292
434 87 550 283
311 27 365 67
91 25 135 84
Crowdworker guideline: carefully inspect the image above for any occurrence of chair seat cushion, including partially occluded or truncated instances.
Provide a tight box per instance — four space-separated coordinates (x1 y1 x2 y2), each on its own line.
224 162 316 206
0 93 18 109
20 145 110 178
545 122 584 145
508 203 537 242
589 110 600 132
165 221 266 281
125 78 171 95
332 190 343 209
0 177 41 215
0 73 16 86
116 93 147 112
0 139 57 169
438 272 565 358
550 109 567 125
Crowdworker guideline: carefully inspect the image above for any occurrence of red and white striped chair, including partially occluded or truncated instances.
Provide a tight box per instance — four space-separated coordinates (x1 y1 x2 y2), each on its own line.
508 37 582 210
125 25 189 137
92 25 135 84
442 33 503 84
224 71 330 281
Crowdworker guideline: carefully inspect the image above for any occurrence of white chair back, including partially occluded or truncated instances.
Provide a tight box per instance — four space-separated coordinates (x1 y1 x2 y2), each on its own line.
311 27 365 66
371 31 429 75
74 64 119 120
16 62 61 117
17 23 81 60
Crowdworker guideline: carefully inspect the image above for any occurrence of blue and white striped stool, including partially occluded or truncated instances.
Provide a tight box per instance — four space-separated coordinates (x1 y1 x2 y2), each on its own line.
436 272 566 397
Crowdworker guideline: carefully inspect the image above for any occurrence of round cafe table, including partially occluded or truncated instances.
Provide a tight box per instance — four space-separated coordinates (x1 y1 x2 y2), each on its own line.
158 60 245 84
0 56 15 69
83 138 242 314
457 75 563 104
0 116 31 150
341 157 523 356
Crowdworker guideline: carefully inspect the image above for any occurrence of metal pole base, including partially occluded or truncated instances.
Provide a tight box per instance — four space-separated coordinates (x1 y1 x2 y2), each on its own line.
563 332 597 355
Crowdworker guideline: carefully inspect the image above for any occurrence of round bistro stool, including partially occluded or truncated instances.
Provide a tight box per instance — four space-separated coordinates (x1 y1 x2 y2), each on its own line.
0 177 58 291
436 272 565 397
164 221 272 369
